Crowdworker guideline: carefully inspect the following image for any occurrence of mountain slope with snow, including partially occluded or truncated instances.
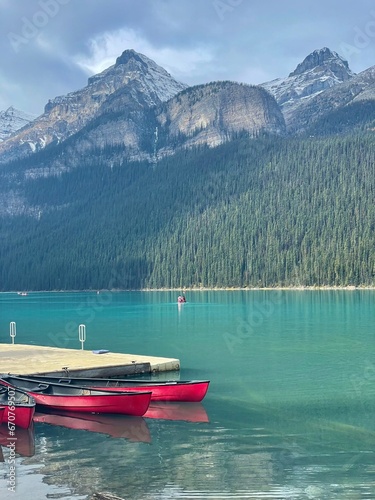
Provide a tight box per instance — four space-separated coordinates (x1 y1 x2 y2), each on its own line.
0 106 36 141
284 64 375 132
0 50 187 163
261 47 355 128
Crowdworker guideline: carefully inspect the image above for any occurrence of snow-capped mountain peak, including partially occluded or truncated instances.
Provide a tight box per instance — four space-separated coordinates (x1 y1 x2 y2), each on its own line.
0 49 188 163
261 47 355 126
85 49 187 105
289 47 352 78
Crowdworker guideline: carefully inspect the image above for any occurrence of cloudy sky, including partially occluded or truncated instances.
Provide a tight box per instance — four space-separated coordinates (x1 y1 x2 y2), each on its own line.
1 0 375 115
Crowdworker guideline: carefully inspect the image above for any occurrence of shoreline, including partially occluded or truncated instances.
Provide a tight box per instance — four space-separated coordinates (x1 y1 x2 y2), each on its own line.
141 285 375 291
2 285 375 293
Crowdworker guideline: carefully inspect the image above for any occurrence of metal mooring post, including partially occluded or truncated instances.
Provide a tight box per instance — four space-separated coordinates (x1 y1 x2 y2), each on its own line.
79 324 86 350
10 321 16 344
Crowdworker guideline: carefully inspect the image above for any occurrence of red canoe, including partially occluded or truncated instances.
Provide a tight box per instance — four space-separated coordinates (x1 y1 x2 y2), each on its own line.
0 406 4 425
0 383 35 429
1 376 151 417
33 411 151 443
8 374 210 402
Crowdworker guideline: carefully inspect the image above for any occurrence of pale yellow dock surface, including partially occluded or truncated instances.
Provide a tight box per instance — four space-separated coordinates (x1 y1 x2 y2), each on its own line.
0 343 180 377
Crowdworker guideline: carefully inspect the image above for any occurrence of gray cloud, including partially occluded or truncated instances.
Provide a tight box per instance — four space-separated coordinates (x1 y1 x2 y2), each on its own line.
1 0 375 115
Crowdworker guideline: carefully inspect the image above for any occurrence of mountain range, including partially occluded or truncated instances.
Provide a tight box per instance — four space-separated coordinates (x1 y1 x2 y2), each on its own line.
0 47 374 290
2 46 374 168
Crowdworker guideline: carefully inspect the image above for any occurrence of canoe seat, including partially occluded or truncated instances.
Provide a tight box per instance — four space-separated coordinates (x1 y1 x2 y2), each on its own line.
31 383 51 393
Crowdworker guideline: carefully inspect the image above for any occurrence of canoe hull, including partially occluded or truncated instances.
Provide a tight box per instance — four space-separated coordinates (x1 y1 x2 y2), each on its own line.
3 405 35 430
29 391 151 416
90 381 209 402
8 374 210 402
0 384 35 429
0 376 151 417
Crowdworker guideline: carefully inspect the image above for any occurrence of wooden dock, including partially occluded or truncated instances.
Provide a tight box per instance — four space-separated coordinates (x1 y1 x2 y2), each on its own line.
0 343 180 377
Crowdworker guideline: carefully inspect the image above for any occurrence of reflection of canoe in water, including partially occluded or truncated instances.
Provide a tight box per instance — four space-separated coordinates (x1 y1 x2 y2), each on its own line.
33 411 151 443
33 403 209 443
0 423 35 457
0 406 4 424
145 402 209 423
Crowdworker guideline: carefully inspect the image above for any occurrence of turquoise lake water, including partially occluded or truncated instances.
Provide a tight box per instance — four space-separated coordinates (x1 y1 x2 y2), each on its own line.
0 290 374 499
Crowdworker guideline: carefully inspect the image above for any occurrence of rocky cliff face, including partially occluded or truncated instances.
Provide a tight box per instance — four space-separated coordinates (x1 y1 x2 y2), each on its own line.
0 50 187 164
157 81 285 151
262 47 355 128
51 77 162 166
16 80 286 175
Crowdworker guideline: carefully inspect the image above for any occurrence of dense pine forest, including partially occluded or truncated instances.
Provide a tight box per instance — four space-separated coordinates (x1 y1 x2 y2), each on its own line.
0 131 374 291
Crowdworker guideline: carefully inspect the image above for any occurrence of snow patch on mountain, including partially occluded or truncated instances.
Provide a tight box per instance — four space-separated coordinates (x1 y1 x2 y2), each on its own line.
0 106 36 141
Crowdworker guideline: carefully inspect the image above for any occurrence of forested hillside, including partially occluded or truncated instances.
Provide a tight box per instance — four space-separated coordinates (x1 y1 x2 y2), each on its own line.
306 100 375 137
0 132 374 290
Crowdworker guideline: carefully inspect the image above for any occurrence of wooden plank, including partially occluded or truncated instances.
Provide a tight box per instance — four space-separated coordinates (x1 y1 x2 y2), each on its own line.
0 343 180 377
